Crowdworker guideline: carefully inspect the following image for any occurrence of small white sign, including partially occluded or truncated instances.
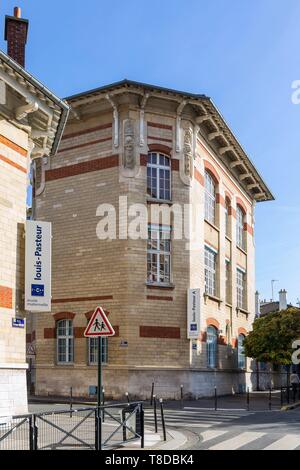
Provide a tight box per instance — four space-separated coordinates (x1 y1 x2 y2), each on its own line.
25 221 52 312
187 288 200 339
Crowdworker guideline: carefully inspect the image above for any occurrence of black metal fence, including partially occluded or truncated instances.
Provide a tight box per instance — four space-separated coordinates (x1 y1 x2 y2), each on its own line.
0 402 144 451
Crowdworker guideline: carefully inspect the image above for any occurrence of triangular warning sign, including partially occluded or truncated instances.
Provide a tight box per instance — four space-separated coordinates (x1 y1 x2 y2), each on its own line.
84 306 115 337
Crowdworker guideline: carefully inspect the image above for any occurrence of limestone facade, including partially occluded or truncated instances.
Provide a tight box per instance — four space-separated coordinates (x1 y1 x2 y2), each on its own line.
31 81 273 399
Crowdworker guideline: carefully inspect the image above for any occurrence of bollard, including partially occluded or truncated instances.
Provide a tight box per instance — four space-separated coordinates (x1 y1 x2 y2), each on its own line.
125 391 130 404
160 398 167 441
269 387 272 410
180 384 183 409
293 385 296 403
280 387 283 407
287 385 290 404
150 382 155 406
70 386 73 418
153 395 158 433
214 386 217 411
246 387 250 411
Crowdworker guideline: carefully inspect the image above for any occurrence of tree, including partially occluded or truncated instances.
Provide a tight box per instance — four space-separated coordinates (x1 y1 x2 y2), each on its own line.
244 307 300 365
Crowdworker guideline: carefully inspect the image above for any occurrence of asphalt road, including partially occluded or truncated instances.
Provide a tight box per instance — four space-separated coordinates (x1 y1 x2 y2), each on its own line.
144 406 300 450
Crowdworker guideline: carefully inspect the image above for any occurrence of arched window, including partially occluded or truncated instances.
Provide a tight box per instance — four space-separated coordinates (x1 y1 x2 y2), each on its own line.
57 319 74 363
205 171 216 224
236 205 245 249
147 153 171 201
238 334 246 369
207 326 218 368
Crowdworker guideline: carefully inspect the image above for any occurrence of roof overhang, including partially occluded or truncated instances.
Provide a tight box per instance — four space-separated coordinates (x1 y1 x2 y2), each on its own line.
65 79 274 202
0 50 69 157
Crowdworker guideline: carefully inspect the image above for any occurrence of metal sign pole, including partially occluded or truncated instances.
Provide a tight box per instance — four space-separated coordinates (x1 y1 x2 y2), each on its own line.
97 336 102 450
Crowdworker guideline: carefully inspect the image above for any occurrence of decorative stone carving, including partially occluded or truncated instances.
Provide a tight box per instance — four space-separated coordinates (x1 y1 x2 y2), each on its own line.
183 127 193 178
123 119 135 169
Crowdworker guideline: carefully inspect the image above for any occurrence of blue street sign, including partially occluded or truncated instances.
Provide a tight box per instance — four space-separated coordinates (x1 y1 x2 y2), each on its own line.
12 318 25 328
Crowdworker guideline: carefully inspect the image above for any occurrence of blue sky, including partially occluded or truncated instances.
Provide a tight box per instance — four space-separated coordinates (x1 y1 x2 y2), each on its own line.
1 0 299 304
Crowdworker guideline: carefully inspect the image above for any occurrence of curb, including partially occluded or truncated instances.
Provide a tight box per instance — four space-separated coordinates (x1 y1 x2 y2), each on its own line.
153 429 187 451
281 401 300 411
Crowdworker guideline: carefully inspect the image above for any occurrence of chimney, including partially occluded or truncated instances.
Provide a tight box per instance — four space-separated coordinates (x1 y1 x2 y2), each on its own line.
279 289 287 311
255 291 260 317
4 7 29 67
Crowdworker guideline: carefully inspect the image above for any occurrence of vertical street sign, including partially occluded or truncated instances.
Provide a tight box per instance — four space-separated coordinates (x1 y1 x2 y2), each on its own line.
25 220 52 312
187 288 200 339
84 306 115 450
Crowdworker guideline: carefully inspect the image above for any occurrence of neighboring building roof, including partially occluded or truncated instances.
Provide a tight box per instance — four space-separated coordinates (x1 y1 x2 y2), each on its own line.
65 79 274 202
0 49 69 156
260 301 293 316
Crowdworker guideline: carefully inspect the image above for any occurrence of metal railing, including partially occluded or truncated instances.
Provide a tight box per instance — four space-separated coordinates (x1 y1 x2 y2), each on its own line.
0 402 144 451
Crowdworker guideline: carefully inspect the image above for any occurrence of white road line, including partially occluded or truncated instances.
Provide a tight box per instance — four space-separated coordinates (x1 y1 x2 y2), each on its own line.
184 407 249 412
201 430 228 442
209 431 265 450
264 435 300 450
144 420 219 428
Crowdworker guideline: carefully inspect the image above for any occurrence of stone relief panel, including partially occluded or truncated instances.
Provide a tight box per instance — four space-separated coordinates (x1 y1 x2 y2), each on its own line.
123 119 135 170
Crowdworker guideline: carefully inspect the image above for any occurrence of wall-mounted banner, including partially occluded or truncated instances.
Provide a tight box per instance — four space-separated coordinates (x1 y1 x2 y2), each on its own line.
187 288 200 339
25 221 51 312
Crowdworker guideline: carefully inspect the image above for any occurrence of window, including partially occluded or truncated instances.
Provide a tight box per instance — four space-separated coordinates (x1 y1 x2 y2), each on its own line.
207 326 218 368
236 206 245 250
237 268 246 309
225 199 231 237
88 337 108 365
57 319 74 363
205 171 216 224
238 334 246 369
147 225 171 284
147 153 171 200
225 260 231 304
205 246 217 296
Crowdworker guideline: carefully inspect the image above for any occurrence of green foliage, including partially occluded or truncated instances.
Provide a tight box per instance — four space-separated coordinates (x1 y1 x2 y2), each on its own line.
243 307 300 365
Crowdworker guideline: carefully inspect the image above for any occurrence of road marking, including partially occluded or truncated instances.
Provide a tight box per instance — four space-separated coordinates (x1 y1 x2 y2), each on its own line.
184 407 249 412
264 434 300 450
209 431 265 450
201 430 228 442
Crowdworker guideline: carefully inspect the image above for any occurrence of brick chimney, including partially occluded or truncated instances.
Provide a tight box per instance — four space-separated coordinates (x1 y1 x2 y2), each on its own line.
4 7 29 67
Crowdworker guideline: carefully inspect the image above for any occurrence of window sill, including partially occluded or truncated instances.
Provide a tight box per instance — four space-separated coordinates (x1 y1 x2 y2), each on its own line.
56 363 75 367
225 235 232 243
204 293 222 305
146 196 173 205
237 245 247 255
204 219 220 232
146 282 175 290
236 307 250 317
225 302 233 308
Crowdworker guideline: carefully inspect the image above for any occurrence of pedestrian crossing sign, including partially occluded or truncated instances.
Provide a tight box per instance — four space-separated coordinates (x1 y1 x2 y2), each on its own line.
84 306 115 337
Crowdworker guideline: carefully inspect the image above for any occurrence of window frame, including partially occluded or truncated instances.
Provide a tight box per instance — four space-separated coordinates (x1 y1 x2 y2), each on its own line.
204 170 216 225
207 325 218 368
204 246 217 297
147 224 171 285
237 333 246 369
236 268 246 310
236 205 246 250
147 152 171 201
56 319 74 364
88 337 108 365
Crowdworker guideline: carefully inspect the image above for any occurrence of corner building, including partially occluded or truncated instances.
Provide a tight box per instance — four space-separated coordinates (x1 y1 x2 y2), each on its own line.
32 80 273 399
